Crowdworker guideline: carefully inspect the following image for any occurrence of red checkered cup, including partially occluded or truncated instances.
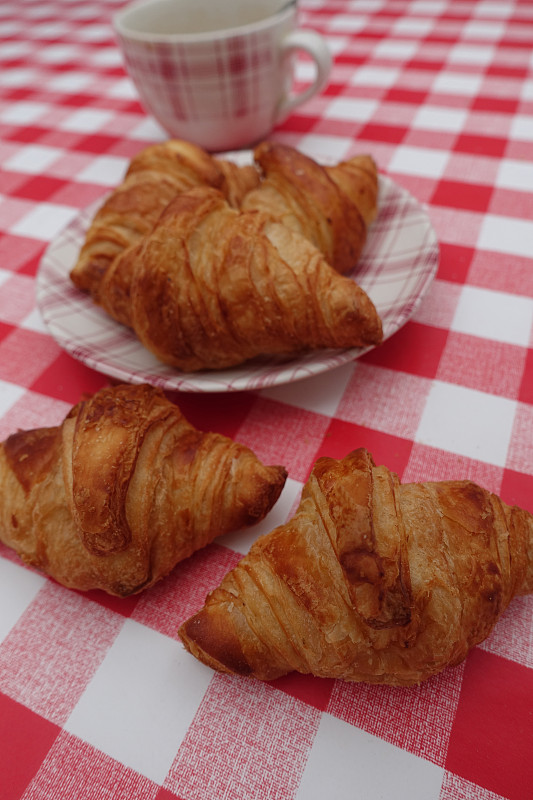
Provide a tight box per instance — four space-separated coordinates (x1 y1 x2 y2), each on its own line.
113 0 332 151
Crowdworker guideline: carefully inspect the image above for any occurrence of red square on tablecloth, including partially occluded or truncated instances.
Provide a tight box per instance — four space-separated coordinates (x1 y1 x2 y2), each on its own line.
0 692 60 800
436 243 474 284
29 350 108 404
314 417 413 480
269 672 335 712
168 389 257 441
358 122 408 143
453 133 507 158
518 349 533 405
431 179 493 213
14 175 69 203
361 321 448 379
445 648 533 800
499 467 533 515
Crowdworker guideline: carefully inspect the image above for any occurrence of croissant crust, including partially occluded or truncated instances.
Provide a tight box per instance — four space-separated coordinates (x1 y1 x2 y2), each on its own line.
0 383 286 596
179 448 533 686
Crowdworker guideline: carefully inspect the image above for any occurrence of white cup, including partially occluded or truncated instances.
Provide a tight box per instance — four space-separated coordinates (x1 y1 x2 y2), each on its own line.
113 0 332 151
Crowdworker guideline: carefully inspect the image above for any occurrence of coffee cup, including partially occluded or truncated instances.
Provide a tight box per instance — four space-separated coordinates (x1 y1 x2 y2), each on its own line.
113 0 332 151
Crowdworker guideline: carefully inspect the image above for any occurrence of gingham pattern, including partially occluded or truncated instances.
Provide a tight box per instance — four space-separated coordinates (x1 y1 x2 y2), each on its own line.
1 1 533 799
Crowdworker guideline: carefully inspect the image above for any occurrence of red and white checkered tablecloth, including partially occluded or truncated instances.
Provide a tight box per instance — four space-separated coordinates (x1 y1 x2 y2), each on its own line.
1 0 532 798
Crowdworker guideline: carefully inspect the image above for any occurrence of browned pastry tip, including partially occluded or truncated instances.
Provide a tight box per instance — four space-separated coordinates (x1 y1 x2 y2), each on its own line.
179 448 533 685
0 383 287 596
242 141 378 274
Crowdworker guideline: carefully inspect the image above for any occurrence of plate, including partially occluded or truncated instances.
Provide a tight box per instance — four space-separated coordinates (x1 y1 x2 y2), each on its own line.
36 155 439 393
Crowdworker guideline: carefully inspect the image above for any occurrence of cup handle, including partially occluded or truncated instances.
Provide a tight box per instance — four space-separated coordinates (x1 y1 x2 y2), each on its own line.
276 30 332 123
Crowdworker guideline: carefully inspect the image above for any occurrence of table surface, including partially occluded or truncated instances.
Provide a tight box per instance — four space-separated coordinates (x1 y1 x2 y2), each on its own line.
1 1 533 799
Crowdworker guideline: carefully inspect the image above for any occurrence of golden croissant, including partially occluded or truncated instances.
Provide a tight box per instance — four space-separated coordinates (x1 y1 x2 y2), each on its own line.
179 448 533 686
242 141 378 274
0 383 286 597
96 186 383 371
69 138 259 297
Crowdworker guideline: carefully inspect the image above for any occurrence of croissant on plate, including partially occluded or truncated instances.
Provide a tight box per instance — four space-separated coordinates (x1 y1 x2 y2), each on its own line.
0 383 286 597
96 186 383 371
179 448 533 686
69 139 260 297
242 142 378 274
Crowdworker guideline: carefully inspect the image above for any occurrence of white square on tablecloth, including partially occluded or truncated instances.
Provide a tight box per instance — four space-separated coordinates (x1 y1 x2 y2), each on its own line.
462 20 506 39
295 712 444 800
0 379 25 418
327 15 368 33
450 285 533 347
78 155 129 187
323 97 379 123
351 66 401 87
373 40 419 61
413 106 468 133
48 72 93 94
130 116 168 141
11 202 78 240
65 618 213 785
409 0 447 14
432 72 483 96
447 44 495 64
496 159 533 192
3 144 62 174
34 43 80 63
0 560 45 645
415 381 516 467
388 145 449 179
472 1 513 17
0 101 50 125
299 134 353 161
510 114 533 141
72 23 111 42
58 108 115 133
477 215 533 260
106 78 138 100
393 17 435 36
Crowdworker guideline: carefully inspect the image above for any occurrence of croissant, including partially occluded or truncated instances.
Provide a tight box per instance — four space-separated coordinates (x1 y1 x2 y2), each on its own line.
0 383 286 597
70 138 259 297
97 186 383 371
179 448 533 686
242 142 378 274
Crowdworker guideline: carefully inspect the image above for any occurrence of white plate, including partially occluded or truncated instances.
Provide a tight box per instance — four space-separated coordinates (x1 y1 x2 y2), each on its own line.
36 156 439 393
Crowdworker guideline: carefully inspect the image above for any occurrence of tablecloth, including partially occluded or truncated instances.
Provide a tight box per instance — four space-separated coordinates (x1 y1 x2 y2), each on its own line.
1 1 532 798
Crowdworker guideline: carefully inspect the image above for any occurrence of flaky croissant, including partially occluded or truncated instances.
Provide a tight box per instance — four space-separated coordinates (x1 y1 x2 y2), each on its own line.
0 383 286 597
179 448 533 686
242 142 378 274
70 139 259 297
97 186 382 371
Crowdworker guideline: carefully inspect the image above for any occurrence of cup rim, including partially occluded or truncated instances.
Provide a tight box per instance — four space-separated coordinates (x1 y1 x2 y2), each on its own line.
113 0 296 44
